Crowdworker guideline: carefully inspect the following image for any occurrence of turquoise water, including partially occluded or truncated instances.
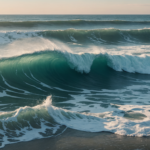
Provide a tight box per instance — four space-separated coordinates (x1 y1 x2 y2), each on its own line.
0 15 150 148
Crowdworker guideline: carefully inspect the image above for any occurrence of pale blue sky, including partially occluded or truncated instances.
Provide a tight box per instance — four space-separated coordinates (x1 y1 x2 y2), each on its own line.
0 0 150 14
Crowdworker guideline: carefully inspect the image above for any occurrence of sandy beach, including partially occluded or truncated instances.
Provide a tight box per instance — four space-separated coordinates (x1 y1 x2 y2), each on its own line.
2 128 150 150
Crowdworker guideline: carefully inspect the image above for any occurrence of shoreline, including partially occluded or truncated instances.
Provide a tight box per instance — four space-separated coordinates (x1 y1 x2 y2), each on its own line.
2 128 150 150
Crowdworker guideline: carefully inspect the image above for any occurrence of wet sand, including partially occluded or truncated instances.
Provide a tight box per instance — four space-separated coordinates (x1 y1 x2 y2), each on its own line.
2 128 150 150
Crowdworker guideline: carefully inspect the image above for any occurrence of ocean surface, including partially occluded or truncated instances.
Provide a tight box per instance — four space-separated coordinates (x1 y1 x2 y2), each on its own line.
0 15 150 148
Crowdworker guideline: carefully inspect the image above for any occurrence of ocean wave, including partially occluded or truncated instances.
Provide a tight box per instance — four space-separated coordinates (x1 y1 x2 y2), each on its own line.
0 20 150 27
0 28 150 45
0 96 150 148
62 51 150 74
1 15 150 149
0 49 150 75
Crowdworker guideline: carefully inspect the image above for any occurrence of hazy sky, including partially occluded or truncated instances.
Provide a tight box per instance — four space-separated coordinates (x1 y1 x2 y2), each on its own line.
0 0 150 14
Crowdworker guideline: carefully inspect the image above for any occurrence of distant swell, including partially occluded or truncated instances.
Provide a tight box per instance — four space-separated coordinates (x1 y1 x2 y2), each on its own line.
1 28 150 45
0 20 150 27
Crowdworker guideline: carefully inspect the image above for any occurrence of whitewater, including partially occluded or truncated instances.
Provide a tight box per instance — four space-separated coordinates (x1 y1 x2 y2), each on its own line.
0 15 150 148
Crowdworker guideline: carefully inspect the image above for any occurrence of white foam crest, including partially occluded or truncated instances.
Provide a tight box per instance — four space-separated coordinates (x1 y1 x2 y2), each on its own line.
107 54 150 74
0 35 150 75
0 31 38 45
61 51 150 74
63 52 96 73
0 37 72 59
0 97 65 148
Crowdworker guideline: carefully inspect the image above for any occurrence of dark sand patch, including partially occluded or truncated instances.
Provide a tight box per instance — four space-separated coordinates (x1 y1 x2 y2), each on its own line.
2 128 150 150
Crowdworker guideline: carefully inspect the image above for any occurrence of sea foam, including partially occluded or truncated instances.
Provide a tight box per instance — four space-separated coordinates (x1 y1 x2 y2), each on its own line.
1 95 150 148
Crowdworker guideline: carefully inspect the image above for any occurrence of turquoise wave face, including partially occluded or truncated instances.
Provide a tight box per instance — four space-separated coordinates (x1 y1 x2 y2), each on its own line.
0 50 149 109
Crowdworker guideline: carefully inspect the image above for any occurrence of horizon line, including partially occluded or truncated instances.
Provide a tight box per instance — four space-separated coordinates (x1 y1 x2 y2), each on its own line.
0 14 150 15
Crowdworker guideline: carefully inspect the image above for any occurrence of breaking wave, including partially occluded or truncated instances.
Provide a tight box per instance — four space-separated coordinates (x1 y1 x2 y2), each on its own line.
0 96 150 148
0 50 150 75
1 28 150 45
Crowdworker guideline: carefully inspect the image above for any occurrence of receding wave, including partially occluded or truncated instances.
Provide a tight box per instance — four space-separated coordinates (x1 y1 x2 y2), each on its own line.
0 96 150 148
